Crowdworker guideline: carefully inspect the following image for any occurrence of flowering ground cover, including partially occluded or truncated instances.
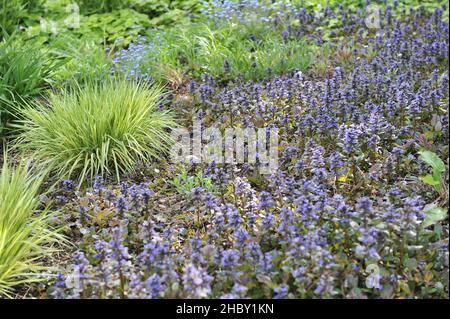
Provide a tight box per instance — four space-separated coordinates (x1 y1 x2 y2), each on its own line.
0 0 448 299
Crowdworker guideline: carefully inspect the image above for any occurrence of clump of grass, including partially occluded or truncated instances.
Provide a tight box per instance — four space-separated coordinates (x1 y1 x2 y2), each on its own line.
0 0 24 38
0 35 62 136
51 35 114 89
114 23 320 83
0 0 44 36
15 80 177 185
0 156 64 297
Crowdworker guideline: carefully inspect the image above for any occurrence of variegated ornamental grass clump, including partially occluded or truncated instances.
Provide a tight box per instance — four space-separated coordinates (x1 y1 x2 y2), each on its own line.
0 158 65 297
15 80 177 185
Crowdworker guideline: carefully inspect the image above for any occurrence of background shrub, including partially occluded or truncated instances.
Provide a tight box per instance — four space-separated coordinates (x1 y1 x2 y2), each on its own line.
78 0 130 14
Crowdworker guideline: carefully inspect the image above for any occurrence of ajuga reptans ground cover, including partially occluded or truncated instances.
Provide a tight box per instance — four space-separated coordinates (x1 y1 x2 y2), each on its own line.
0 0 448 299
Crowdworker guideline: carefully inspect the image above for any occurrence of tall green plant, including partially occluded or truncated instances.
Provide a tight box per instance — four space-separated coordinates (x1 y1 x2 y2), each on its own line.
0 0 23 38
0 0 44 38
0 156 65 297
0 36 62 136
15 80 177 185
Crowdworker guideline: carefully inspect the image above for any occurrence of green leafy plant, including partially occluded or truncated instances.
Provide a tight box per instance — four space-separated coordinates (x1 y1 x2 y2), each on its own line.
78 0 129 14
0 36 62 136
134 0 201 15
125 22 319 83
25 8 152 46
0 156 65 297
51 35 114 89
422 207 448 228
133 0 200 26
0 0 44 39
0 0 24 38
418 150 446 193
73 9 151 46
15 79 177 185
171 168 216 195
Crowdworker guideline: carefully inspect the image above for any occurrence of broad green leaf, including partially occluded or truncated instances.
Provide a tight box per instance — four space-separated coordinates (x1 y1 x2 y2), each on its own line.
420 174 441 186
418 150 445 173
423 207 448 228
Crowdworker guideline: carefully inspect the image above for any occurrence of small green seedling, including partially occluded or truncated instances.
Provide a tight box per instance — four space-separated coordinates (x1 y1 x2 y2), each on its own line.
418 150 446 193
171 169 216 195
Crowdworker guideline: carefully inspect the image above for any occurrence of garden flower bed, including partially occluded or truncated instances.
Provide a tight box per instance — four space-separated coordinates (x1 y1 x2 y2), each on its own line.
0 0 448 299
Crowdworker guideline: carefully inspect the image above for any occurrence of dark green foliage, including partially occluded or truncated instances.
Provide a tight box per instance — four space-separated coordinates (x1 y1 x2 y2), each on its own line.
0 36 62 136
